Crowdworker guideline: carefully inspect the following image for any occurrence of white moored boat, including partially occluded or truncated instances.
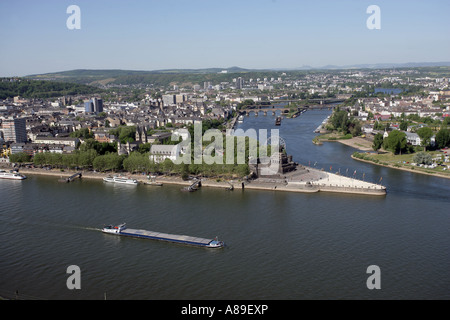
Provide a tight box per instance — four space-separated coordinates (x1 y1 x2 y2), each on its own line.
103 175 138 185
0 170 27 180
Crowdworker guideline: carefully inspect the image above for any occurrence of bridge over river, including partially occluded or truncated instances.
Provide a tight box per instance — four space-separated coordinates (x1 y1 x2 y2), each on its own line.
239 98 344 116
240 104 339 117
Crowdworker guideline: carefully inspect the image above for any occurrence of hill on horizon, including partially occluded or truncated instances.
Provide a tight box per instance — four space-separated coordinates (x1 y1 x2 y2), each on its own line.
22 62 450 87
24 67 286 87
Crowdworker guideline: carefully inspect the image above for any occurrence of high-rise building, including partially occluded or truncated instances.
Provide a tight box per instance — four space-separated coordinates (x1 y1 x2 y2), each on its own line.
84 100 94 113
236 77 243 89
1 117 27 143
92 97 103 113
85 98 103 114
203 82 211 90
175 94 185 104
162 94 176 106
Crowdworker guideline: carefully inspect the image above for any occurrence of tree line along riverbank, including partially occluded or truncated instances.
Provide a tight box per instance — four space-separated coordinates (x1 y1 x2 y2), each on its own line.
12 165 386 196
314 103 450 179
4 123 264 181
351 151 450 179
313 133 450 179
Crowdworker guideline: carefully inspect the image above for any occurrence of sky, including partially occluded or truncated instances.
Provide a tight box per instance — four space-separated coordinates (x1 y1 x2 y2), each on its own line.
0 0 449 77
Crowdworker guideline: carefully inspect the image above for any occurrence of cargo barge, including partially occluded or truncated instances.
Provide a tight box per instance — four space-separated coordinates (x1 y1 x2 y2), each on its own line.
102 223 224 248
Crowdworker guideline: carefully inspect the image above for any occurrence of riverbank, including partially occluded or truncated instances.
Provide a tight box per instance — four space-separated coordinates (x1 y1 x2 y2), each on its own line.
351 153 450 180
313 133 374 151
335 136 374 151
313 125 450 180
14 165 386 196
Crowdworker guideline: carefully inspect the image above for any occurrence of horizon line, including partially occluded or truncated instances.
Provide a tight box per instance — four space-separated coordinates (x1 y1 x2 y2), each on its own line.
3 60 449 78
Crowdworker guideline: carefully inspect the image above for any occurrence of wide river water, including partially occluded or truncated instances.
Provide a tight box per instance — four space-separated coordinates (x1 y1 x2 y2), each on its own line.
1 109 449 300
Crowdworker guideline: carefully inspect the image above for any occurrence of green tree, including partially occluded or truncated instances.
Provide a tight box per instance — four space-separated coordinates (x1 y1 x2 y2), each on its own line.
435 128 450 148
93 153 124 172
416 127 434 151
9 152 31 163
399 121 408 131
161 158 174 174
75 150 98 168
329 108 362 136
95 142 117 155
348 121 362 137
0 79 102 99
78 138 116 155
122 152 150 173
237 99 255 110
372 133 384 151
79 138 99 152
330 109 350 133
33 152 47 166
234 163 250 177
181 164 189 180
413 151 432 165
373 121 383 130
70 128 94 139
138 143 151 154
383 130 407 154
109 126 136 144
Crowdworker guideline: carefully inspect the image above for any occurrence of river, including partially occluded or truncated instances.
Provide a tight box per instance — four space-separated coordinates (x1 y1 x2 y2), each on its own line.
0 109 449 300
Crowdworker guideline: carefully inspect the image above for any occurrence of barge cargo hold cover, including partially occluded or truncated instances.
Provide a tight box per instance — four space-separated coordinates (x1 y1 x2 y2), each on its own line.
102 223 224 248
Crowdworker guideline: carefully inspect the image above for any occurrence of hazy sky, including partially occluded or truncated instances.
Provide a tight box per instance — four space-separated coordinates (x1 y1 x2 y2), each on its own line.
1 0 449 76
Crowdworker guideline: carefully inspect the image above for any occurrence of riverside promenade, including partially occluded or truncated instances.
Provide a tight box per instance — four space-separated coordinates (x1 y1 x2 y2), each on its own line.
248 166 386 196
305 168 386 195
16 164 386 196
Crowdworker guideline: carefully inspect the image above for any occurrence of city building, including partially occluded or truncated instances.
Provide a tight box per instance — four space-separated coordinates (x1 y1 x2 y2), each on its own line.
85 98 103 114
162 94 186 106
204 82 212 90
175 94 185 104
236 77 243 89
92 97 103 113
85 100 94 113
34 136 79 148
1 117 27 143
149 144 181 163
162 94 176 106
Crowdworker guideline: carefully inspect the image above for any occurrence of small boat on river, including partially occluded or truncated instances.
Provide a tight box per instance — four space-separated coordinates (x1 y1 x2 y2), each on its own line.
0 170 26 180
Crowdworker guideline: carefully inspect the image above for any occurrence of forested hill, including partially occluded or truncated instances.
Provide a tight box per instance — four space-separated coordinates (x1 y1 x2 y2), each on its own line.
25 67 295 87
0 79 102 99
22 65 450 88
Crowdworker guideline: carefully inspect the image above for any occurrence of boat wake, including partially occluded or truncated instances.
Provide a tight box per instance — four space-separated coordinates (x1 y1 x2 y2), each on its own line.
0 218 102 234
77 226 102 232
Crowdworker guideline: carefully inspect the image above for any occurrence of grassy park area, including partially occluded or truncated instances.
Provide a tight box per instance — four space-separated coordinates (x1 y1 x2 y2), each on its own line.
352 150 450 178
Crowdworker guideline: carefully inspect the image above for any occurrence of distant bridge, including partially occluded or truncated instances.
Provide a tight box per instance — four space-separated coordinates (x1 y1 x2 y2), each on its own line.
239 98 344 116
269 98 345 105
244 98 344 107
240 104 338 117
